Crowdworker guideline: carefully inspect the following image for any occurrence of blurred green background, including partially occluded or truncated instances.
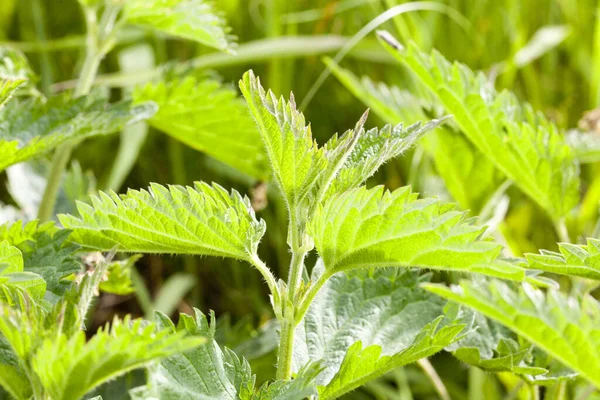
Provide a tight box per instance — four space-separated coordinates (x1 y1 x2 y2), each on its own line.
1 1 599 398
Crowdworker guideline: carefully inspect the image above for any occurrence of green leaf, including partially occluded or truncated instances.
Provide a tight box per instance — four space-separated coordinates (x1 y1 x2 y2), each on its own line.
319 319 460 399
294 269 464 399
0 241 46 302
251 363 321 400
133 76 267 179
0 220 82 302
379 32 580 219
32 315 204 400
443 304 575 384
326 59 500 213
0 78 24 109
59 182 266 260
423 280 600 389
0 47 36 96
99 254 140 296
0 91 156 172
0 336 31 400
123 0 235 51
308 185 532 281
130 309 254 400
524 238 600 280
239 70 329 213
239 70 445 213
326 118 448 196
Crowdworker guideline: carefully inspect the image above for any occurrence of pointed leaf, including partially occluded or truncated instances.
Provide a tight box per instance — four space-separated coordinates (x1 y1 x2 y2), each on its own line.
524 238 600 280
308 185 533 281
0 336 31 400
32 316 204 400
379 32 579 219
0 241 46 302
239 70 328 211
240 70 444 212
59 182 266 260
0 78 24 109
130 309 254 400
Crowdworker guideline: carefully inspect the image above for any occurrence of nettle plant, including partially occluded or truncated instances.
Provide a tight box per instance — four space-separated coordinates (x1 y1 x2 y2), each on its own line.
1 2 600 400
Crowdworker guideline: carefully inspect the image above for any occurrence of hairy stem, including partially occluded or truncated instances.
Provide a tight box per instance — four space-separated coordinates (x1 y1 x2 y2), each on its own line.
37 5 117 222
276 245 307 380
249 254 279 302
276 209 310 380
276 318 296 380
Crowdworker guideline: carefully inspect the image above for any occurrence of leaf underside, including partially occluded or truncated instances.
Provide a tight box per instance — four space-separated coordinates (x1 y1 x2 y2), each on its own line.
424 280 600 389
294 269 464 399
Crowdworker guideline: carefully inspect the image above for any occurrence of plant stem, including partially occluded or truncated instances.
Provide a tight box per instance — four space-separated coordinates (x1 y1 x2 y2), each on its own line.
417 359 450 400
276 245 307 380
554 218 571 243
529 385 540 400
276 318 296 380
295 270 331 324
276 208 309 380
249 254 279 301
37 5 116 221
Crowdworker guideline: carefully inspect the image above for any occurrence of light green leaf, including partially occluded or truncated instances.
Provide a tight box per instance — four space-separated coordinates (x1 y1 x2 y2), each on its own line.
133 76 267 179
326 59 501 213
423 280 600 389
524 238 600 280
379 32 579 219
0 78 24 109
239 70 329 213
308 185 528 280
0 336 31 400
130 309 254 400
326 118 448 196
99 254 140 296
32 315 204 400
0 220 82 302
251 363 321 400
0 91 156 172
0 241 46 302
294 269 464 399
239 70 444 213
123 0 235 51
59 182 266 260
0 47 36 96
